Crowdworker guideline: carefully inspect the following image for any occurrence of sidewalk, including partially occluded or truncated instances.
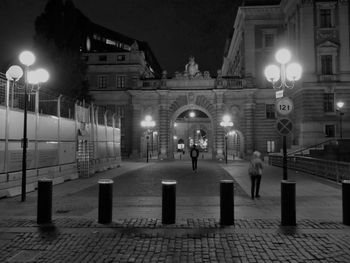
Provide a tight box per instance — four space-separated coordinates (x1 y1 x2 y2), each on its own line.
221 160 342 220
0 160 349 262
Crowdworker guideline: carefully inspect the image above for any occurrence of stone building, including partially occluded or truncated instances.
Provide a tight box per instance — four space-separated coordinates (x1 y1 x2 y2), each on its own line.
222 0 350 154
85 0 350 160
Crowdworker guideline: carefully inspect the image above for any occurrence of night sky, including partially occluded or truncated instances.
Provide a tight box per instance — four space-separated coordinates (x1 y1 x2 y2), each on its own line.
0 0 239 75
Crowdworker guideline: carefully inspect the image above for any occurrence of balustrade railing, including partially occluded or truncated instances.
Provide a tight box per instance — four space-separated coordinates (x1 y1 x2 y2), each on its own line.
269 154 350 183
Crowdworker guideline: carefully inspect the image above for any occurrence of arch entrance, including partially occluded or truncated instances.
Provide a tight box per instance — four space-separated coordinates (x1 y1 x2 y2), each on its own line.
225 129 245 160
170 105 214 160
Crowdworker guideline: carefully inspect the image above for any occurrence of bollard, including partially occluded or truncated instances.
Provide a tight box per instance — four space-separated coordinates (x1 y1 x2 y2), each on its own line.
37 178 53 224
342 180 350 225
98 179 114 224
220 180 234 225
162 180 176 224
281 180 296 226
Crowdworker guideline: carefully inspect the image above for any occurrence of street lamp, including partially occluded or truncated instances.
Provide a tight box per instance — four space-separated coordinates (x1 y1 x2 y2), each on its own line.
264 48 302 180
18 51 36 202
220 115 233 164
336 101 345 139
141 115 156 162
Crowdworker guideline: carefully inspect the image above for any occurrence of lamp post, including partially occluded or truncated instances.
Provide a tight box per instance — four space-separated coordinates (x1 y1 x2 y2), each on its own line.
220 115 233 164
336 101 345 139
264 48 302 180
18 51 36 202
141 115 155 162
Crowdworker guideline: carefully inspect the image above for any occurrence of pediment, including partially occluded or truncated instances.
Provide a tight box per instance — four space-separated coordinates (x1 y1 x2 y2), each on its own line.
317 40 339 49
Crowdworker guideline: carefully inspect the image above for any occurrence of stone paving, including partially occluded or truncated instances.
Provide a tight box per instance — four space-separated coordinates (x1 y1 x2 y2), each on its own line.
0 160 349 262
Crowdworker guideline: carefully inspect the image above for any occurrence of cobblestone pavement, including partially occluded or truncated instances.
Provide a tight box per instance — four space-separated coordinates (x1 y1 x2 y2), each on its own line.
0 160 349 262
0 218 349 263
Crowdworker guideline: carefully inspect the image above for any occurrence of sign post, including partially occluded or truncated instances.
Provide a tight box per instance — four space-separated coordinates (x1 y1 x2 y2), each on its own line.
276 117 293 180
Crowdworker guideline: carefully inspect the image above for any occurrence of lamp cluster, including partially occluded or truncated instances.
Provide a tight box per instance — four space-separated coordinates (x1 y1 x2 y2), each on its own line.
264 48 302 89
6 51 49 87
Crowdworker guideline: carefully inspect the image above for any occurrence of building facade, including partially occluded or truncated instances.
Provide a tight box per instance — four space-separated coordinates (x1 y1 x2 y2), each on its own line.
222 0 350 153
85 0 350 160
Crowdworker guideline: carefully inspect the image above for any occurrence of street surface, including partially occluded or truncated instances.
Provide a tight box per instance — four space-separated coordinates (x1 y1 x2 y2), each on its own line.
0 160 349 262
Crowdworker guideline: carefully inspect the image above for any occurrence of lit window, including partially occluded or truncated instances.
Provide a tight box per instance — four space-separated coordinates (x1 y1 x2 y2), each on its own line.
321 55 333 75
98 75 107 89
325 124 335 137
320 9 331 28
267 141 275 153
324 93 334 112
266 104 275 119
116 75 126 88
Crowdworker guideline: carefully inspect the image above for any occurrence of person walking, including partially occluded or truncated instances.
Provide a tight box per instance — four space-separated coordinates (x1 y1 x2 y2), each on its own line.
248 151 263 199
190 144 199 172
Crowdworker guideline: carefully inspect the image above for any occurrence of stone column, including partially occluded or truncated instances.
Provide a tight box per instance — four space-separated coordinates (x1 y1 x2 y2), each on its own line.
214 91 225 159
131 104 141 158
158 91 169 159
338 0 350 80
244 91 255 155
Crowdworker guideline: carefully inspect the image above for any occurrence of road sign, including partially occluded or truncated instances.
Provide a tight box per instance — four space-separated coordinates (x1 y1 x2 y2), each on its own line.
276 97 294 115
275 90 283 99
276 118 293 136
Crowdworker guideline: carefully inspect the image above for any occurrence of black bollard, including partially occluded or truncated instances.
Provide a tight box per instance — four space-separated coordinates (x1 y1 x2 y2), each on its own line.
98 179 114 224
220 180 234 225
281 180 296 226
37 178 53 224
162 180 176 224
342 180 350 225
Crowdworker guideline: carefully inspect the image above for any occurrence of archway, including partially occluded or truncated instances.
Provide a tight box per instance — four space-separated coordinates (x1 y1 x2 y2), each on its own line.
170 105 214 160
226 129 245 160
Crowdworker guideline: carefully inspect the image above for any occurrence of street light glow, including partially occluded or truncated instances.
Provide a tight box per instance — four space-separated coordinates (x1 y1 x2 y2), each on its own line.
286 63 302 81
223 115 231 123
264 65 280 83
6 65 23 81
189 111 195 118
19 51 35 66
275 48 291 64
36 68 50 83
27 70 39 85
337 101 344 109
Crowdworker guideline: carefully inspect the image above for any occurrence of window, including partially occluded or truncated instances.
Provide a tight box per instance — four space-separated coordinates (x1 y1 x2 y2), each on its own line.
266 104 275 119
325 124 335 137
116 75 126 88
320 9 331 28
264 34 274 48
321 55 333 75
98 55 107 61
117 55 125 61
267 141 275 153
98 75 107 89
324 93 334 112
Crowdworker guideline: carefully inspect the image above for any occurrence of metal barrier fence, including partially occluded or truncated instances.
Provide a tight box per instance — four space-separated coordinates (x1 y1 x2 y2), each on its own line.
269 154 350 183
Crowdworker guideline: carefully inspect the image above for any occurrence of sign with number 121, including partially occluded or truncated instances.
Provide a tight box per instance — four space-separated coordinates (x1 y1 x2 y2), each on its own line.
276 97 294 115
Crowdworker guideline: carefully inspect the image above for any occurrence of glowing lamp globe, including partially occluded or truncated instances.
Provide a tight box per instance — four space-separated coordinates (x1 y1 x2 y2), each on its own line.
223 115 231 123
264 65 280 83
275 48 291 64
189 111 195 118
19 51 35 66
337 101 344 109
36 68 49 83
286 63 302 82
6 65 23 81
27 70 39 85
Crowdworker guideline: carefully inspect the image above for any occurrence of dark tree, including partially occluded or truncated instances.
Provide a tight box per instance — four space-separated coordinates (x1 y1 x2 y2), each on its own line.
34 0 90 101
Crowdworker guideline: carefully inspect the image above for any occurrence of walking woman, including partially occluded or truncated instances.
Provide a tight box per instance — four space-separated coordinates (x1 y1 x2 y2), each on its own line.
248 151 263 199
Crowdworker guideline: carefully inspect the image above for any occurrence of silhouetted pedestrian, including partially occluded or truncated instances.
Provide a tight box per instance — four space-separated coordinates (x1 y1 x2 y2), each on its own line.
190 145 199 172
248 151 263 199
